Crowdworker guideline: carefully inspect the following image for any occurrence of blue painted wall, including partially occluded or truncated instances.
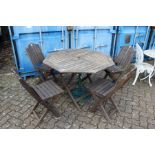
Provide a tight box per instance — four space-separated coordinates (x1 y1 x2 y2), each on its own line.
9 26 151 79
148 29 155 49
70 26 115 56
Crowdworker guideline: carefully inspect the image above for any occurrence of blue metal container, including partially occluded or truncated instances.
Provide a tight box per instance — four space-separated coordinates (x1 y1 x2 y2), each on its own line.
9 26 151 79
115 26 150 57
70 26 116 56
148 29 155 49
9 26 69 79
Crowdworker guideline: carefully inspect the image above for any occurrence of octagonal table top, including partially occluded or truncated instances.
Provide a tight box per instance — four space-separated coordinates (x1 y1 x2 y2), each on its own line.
43 49 114 74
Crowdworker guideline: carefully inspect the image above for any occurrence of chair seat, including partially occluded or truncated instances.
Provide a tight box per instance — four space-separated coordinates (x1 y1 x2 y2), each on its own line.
87 79 115 97
32 80 64 100
105 65 124 74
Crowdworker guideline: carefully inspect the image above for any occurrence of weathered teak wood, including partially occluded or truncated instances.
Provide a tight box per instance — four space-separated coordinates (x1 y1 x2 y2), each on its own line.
13 69 64 127
26 43 52 81
26 43 45 66
87 69 134 122
105 46 134 80
43 49 114 110
43 49 114 74
59 74 81 111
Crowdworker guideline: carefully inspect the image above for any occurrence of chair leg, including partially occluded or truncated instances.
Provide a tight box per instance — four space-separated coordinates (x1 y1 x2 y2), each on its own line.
87 74 92 83
132 69 140 85
81 73 92 83
104 72 109 79
90 96 100 113
67 73 75 85
99 101 111 122
59 74 81 111
90 94 101 113
92 94 111 122
109 97 120 114
51 69 58 82
30 102 48 127
32 110 40 120
34 108 48 128
44 100 60 118
91 93 112 122
30 102 39 115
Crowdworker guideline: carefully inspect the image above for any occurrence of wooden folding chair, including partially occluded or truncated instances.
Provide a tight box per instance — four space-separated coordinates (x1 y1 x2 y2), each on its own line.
105 46 134 80
87 69 134 122
26 43 56 81
13 70 64 127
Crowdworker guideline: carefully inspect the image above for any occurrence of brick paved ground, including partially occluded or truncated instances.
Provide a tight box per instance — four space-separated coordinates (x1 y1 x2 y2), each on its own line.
1 42 155 129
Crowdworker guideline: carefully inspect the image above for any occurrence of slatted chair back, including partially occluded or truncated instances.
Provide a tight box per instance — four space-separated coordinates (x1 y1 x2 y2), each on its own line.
26 43 45 68
114 46 134 69
12 69 42 102
114 46 129 64
113 68 134 93
20 78 42 102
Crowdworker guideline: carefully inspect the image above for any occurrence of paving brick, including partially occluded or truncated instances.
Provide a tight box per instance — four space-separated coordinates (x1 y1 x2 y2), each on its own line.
148 124 155 129
22 118 32 128
98 119 107 128
55 121 71 129
132 110 140 120
0 115 11 126
131 119 139 126
77 116 91 124
71 123 81 129
131 125 144 129
125 104 132 114
8 117 23 126
123 122 132 129
81 122 97 129
1 121 10 129
115 116 124 128
8 110 22 118
91 115 100 126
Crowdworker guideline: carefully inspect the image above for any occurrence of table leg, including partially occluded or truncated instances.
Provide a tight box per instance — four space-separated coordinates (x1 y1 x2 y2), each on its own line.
67 73 75 85
81 73 92 83
59 74 81 111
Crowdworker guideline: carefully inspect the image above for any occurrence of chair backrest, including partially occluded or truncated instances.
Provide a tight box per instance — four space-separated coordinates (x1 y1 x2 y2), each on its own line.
113 68 134 92
114 46 134 69
135 43 144 63
114 46 129 64
26 43 45 68
19 78 42 102
12 69 41 102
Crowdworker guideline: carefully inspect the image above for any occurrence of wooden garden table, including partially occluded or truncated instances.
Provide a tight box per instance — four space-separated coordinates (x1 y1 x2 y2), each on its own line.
43 49 114 110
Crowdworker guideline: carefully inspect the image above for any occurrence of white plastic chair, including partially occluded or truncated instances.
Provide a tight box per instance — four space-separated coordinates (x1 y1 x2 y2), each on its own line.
132 43 154 87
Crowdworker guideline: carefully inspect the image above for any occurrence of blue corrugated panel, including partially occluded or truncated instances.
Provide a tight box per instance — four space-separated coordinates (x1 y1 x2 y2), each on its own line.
9 26 69 79
115 26 150 58
9 26 151 79
148 29 155 49
71 26 115 56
